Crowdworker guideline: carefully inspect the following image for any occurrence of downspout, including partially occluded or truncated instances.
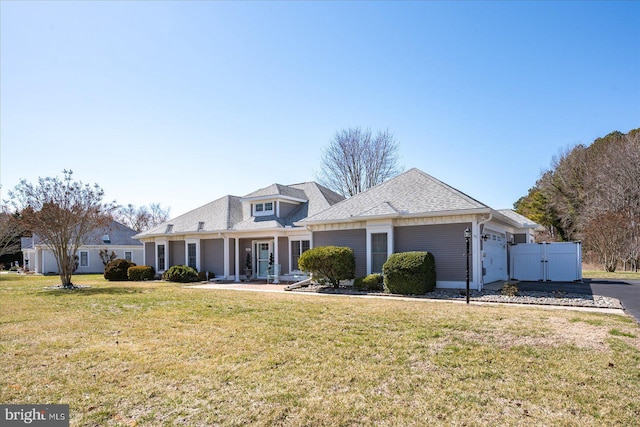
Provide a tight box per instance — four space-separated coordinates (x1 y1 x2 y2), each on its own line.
476 212 493 291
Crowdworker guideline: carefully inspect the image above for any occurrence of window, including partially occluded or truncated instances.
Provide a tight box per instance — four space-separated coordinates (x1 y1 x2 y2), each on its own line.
187 243 197 269
254 202 274 216
124 251 132 262
291 240 310 271
165 224 174 233
197 221 205 231
158 245 165 271
79 251 89 267
102 234 110 244
371 233 388 273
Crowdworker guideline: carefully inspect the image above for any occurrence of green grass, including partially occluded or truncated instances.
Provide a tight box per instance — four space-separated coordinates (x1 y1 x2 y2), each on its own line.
2 274 640 426
583 269 640 280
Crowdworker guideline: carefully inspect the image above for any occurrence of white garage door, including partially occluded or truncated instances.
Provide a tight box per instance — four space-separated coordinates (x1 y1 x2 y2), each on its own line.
483 230 507 283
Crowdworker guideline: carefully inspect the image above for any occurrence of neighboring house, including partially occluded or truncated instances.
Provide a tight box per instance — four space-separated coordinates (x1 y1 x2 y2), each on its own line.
135 168 539 290
21 221 144 274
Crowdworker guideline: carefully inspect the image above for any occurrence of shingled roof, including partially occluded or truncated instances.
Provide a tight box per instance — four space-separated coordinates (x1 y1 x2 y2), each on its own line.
300 168 489 224
135 181 344 237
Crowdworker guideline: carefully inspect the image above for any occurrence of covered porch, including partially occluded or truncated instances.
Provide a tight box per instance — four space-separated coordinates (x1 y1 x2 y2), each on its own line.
143 231 311 284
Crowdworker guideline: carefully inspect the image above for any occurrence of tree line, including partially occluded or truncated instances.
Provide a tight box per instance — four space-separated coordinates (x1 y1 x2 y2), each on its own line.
515 128 640 272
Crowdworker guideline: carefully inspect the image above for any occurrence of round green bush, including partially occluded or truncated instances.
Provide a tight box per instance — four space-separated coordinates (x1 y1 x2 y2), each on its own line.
354 273 384 291
382 251 436 295
298 246 355 288
104 259 136 281
164 265 199 283
128 265 155 281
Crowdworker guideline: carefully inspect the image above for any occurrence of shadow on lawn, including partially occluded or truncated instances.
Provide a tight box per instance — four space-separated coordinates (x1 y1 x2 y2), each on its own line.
42 286 151 297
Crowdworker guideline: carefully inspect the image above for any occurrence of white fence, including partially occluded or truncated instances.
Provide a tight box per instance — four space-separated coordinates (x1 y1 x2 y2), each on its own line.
510 242 582 282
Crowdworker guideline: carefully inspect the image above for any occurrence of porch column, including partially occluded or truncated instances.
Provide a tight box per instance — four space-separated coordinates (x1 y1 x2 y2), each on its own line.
34 248 40 274
234 238 240 282
223 235 230 279
273 235 279 284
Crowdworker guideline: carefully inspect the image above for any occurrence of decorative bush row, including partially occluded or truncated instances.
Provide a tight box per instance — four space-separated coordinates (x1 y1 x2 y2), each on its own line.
298 246 355 288
104 259 136 281
354 273 384 291
383 251 436 295
128 265 156 281
163 265 199 283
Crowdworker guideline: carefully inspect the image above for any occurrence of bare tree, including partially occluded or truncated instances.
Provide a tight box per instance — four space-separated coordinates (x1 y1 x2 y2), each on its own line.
583 211 630 272
316 127 403 197
8 170 116 288
0 205 23 259
114 203 170 232
99 248 117 266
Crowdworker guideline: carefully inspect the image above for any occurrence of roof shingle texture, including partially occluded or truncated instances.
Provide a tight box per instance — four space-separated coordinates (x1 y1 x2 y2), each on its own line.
136 182 344 236
302 168 488 223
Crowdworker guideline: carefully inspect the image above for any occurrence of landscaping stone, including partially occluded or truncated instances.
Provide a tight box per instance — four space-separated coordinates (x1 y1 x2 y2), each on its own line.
293 284 623 309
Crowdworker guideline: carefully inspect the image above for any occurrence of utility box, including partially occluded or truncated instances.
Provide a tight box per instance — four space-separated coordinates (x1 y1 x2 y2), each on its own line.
510 242 582 282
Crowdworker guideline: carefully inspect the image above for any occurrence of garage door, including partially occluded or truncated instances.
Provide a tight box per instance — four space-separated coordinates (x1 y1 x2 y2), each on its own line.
483 230 507 283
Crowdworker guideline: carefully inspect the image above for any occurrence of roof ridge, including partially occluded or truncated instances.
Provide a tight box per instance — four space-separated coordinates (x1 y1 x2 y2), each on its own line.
409 168 489 208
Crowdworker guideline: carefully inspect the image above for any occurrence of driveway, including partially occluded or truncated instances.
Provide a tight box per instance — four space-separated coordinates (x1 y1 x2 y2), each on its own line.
517 279 640 323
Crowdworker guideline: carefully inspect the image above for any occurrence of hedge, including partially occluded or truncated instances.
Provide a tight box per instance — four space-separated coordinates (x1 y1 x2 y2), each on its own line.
298 246 355 288
354 273 384 291
164 265 199 283
104 259 136 281
382 251 436 295
128 265 155 281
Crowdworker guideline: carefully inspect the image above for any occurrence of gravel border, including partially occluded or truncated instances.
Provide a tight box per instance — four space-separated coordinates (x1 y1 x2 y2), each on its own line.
291 285 624 309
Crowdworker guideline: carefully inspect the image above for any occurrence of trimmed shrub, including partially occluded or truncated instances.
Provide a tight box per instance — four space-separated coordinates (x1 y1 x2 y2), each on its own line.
164 265 199 283
298 246 355 288
197 271 214 281
382 251 436 295
128 265 155 281
354 273 384 291
104 258 136 281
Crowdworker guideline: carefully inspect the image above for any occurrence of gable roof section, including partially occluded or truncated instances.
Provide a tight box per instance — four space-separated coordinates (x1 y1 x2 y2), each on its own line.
137 195 241 237
496 209 541 229
300 168 489 224
85 221 143 246
135 182 345 237
24 220 142 248
242 183 308 201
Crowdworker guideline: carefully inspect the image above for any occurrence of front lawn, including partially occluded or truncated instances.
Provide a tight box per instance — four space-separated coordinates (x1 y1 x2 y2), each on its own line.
1 274 639 426
583 269 640 280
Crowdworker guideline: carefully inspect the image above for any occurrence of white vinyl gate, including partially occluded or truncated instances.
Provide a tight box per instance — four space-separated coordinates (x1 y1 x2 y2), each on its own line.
510 242 582 282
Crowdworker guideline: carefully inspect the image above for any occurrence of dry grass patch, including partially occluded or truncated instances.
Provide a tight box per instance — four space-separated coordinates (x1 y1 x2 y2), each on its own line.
1 274 640 426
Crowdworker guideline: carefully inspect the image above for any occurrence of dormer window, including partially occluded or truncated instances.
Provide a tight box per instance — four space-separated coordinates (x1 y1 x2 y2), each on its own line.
253 202 274 216
197 221 205 231
102 234 111 244
165 224 174 233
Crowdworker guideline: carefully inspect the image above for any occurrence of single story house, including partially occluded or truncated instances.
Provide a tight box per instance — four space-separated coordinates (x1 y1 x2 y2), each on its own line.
135 168 539 290
21 221 143 274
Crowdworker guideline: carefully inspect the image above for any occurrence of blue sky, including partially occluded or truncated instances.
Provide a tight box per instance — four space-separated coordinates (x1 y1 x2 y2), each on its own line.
1 1 638 218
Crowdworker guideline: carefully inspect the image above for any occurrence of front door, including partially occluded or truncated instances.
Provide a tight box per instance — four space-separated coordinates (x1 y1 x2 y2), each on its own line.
255 241 272 279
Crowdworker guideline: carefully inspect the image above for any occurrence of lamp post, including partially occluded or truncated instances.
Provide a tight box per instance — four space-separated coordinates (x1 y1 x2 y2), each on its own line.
464 227 471 304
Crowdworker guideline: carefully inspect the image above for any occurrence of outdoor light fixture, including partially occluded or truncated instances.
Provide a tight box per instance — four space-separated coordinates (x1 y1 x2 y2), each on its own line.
464 228 471 304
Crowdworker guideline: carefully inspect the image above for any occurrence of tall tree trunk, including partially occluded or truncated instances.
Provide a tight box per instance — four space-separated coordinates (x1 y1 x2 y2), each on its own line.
59 253 75 288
